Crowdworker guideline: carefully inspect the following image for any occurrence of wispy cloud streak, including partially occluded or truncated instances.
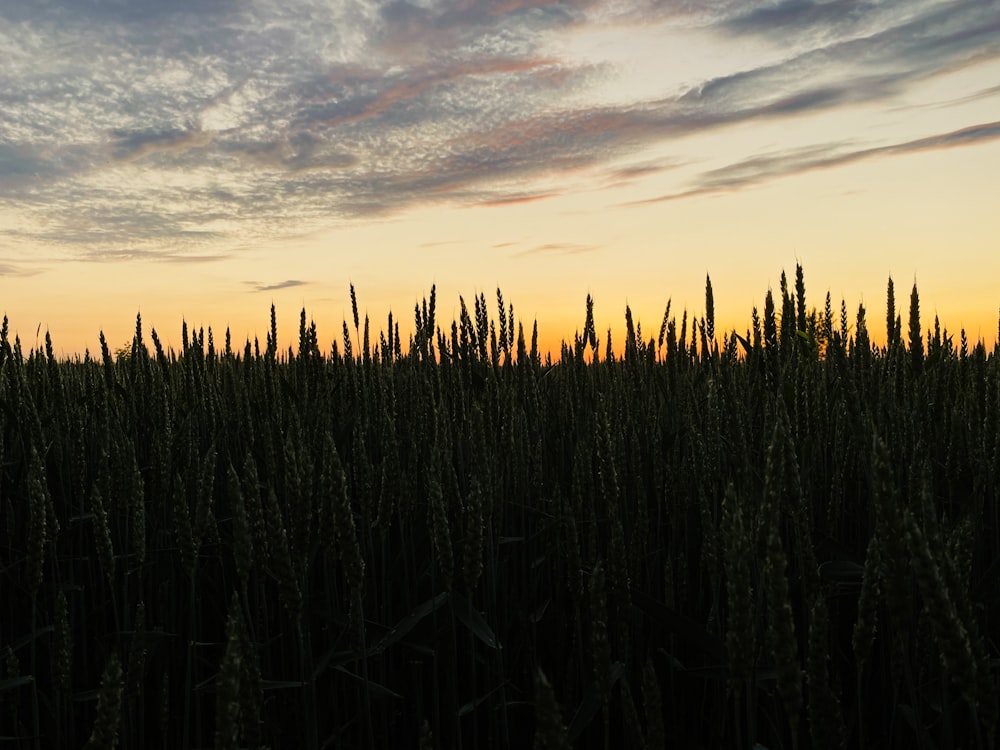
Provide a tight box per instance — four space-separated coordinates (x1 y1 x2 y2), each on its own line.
246 279 308 292
632 120 1000 204
0 262 43 278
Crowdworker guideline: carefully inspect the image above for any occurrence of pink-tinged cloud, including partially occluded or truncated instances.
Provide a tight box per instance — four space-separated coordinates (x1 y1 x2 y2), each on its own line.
305 56 563 130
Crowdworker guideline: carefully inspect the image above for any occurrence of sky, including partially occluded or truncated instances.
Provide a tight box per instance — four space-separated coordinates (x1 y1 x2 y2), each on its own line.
2 0 999 358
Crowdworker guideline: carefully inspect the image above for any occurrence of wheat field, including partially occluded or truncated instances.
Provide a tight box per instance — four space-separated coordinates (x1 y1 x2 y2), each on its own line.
1 266 998 749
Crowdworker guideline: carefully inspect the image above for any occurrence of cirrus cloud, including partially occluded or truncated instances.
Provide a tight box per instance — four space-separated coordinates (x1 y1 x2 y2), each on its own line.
0 0 997 259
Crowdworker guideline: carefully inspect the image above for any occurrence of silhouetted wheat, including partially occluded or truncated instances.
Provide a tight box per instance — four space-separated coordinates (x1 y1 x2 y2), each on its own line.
0 266 997 749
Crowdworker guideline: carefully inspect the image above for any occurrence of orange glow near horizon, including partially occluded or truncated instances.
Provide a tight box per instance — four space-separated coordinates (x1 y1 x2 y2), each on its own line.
2 3 998 358
8 261 998 362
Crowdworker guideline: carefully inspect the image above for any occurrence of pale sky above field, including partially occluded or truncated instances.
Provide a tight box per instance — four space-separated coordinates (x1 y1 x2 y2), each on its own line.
1 0 999 357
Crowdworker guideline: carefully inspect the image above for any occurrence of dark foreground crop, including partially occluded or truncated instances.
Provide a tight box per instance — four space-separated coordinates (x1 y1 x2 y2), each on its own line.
1 267 998 749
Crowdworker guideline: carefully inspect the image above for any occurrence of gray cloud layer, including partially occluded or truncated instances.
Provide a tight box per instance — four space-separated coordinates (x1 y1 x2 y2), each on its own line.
1 0 998 261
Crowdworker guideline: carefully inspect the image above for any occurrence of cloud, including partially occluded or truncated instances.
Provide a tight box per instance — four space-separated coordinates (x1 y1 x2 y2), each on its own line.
515 242 599 257
632 120 1000 203
374 0 590 63
0 261 43 278
473 191 561 207
605 158 686 182
159 253 229 264
723 0 876 36
0 0 998 253
0 0 241 24
235 143 358 174
720 1 1000 78
296 56 566 131
246 279 308 292
71 247 230 264
0 144 59 178
112 128 214 163
900 82 1000 112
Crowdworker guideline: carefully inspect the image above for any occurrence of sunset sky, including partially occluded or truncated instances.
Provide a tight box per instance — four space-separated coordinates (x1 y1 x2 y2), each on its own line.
2 0 999 357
